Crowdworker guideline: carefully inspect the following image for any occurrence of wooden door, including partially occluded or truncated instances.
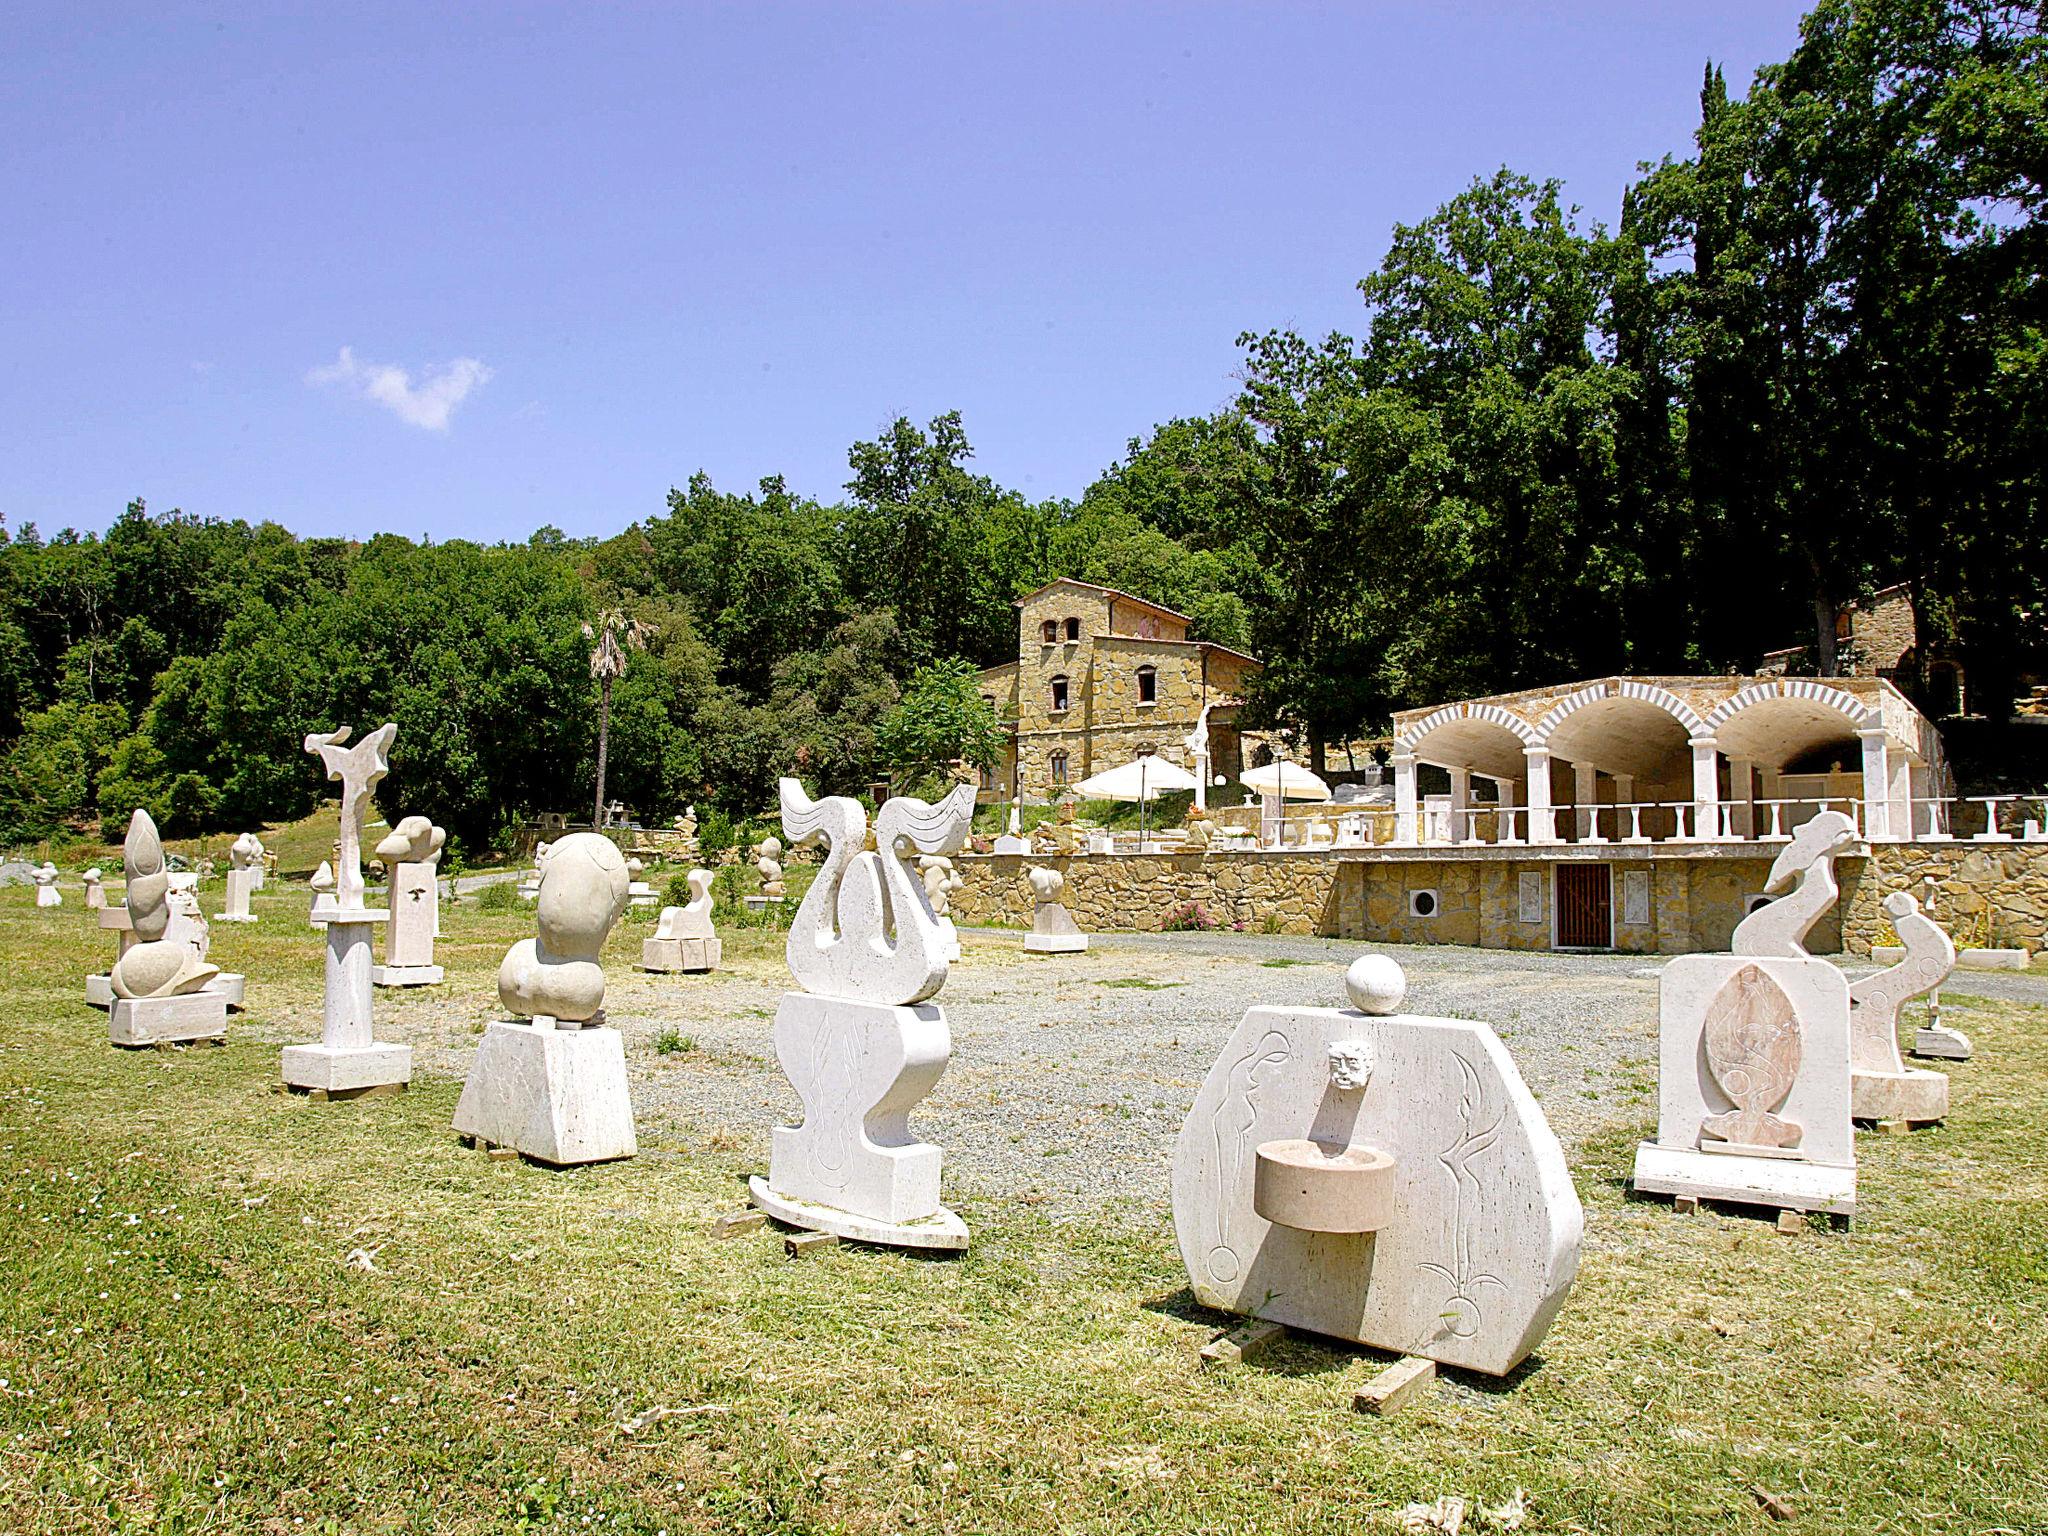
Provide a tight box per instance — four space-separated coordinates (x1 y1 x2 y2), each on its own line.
1556 864 1613 948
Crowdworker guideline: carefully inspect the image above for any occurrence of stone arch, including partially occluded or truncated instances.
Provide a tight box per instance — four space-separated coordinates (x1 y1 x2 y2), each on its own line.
1705 679 1880 735
1534 678 1707 743
1396 700 1539 755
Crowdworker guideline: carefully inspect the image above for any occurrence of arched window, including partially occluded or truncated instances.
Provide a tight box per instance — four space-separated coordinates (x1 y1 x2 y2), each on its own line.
1136 665 1157 705
1040 619 1058 644
1049 750 1069 785
1064 616 1080 641
1049 675 1069 712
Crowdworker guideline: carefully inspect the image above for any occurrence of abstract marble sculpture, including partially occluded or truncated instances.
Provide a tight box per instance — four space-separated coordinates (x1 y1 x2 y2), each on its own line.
1633 811 1858 1217
625 856 658 908
1023 866 1086 954
919 855 963 962
1848 889 1956 1120
640 868 721 973
107 810 226 1046
749 837 786 907
748 776 977 1249
32 862 60 907
309 860 337 919
281 725 413 1098
83 867 104 909
247 833 268 890
516 842 549 901
219 833 261 922
452 833 636 1165
1172 953 1581 1376
372 815 445 987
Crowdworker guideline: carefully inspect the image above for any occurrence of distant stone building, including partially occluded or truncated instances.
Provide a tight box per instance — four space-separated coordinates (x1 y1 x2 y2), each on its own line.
1758 584 1966 718
977 579 1262 803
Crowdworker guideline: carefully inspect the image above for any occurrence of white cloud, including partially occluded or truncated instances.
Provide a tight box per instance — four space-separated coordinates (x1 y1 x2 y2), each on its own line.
305 346 492 431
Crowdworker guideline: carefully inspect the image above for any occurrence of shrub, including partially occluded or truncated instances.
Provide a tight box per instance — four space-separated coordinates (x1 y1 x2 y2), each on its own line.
697 805 736 861
474 880 518 913
654 1028 694 1056
662 871 695 906
1161 901 1217 932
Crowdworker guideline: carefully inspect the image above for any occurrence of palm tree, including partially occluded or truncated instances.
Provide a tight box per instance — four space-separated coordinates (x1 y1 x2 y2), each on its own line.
584 609 656 827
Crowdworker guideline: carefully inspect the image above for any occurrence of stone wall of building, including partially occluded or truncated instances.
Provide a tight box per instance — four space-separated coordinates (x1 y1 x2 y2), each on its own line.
952 852 1352 936
1844 842 2048 954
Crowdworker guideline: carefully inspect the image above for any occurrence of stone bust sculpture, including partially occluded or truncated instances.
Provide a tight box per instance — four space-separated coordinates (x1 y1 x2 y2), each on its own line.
1327 1038 1375 1091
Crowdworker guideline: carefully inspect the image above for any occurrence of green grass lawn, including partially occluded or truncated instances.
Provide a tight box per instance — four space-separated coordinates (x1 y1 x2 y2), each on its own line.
1 887 2044 1533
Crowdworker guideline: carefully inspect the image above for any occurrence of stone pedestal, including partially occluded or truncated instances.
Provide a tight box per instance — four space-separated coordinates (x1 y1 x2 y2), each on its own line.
219 867 258 923
110 992 227 1047
748 991 967 1250
744 895 785 912
374 858 442 988
451 1020 636 1165
627 881 658 908
638 935 721 973
1850 1065 1948 1122
283 909 412 1096
1912 1024 1972 1061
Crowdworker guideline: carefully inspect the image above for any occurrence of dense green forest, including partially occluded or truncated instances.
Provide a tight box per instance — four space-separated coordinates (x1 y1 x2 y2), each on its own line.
1 0 2040 850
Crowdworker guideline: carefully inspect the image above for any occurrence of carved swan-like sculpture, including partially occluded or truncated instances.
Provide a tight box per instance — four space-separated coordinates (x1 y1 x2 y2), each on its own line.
781 776 976 1005
1732 809 1859 958
1849 889 1958 1071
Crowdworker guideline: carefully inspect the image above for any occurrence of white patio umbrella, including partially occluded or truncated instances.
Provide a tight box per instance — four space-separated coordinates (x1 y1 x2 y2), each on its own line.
1239 760 1331 848
1074 754 1200 848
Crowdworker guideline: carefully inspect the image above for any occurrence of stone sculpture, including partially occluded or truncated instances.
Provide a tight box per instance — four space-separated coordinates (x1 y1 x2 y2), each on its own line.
1023 866 1087 954
219 833 261 922
1171 953 1582 1377
452 833 636 1164
749 837 786 907
625 856 658 908
372 815 446 987
517 841 550 901
309 861 337 919
83 867 104 910
919 855 964 962
1634 814 1859 1217
32 862 60 907
107 810 227 1046
247 833 268 890
281 725 413 1098
747 776 976 1249
1848 889 1957 1120
640 868 721 974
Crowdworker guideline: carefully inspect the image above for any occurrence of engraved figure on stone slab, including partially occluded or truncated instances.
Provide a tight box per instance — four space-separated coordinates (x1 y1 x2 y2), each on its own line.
1699 963 1804 1149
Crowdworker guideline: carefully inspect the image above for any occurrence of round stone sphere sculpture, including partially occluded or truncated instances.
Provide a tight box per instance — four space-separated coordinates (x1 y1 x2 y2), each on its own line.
1344 953 1407 1015
497 832 631 1023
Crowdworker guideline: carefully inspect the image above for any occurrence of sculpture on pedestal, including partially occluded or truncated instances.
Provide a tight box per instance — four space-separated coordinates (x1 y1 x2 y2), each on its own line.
1847 889 1957 1120
452 833 636 1165
219 833 261 922
83 867 104 910
748 776 976 1249
749 836 786 907
281 725 412 1099
107 810 226 1047
32 862 60 907
1023 866 1087 954
372 815 446 987
919 855 963 962
625 856 658 908
640 868 721 974
1171 954 1582 1376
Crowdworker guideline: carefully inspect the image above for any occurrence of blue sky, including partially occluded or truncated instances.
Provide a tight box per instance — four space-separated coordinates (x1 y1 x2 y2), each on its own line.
2 2 1809 544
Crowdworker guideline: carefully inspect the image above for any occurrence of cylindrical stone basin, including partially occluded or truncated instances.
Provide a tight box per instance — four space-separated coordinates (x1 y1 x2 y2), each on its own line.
1252 1139 1396 1233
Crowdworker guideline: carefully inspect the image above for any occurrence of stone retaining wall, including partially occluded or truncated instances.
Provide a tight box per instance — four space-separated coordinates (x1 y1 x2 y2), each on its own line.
1845 842 2048 954
951 853 1351 936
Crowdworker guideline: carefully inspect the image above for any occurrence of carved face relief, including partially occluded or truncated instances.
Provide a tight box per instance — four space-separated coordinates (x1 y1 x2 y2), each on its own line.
1327 1038 1374 1092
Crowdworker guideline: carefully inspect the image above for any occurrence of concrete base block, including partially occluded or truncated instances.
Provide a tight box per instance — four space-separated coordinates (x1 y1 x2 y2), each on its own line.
748 1176 968 1251
1912 1025 1972 1061
371 964 444 988
1851 1066 1947 1123
214 914 259 924
85 973 112 1010
638 936 721 973
208 973 247 1011
1958 947 2028 971
1633 1141 1855 1219
451 1021 636 1167
280 1041 413 1094
1023 932 1088 954
110 993 228 1047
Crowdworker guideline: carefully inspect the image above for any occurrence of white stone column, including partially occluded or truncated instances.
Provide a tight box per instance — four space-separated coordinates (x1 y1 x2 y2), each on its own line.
1729 756 1755 839
1689 736 1721 841
1393 751 1418 846
1524 746 1556 844
1758 767 1784 839
1495 777 1519 843
1448 767 1471 845
1889 754 1915 841
1574 761 1598 841
1858 727 1892 841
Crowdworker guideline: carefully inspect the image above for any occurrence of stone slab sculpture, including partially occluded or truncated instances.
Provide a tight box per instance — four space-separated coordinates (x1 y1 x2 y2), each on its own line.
219 833 261 923
372 815 446 987
1634 812 1860 1217
452 832 636 1165
107 810 226 1047
32 862 60 907
281 725 413 1098
1171 954 1582 1377
83 867 105 910
1023 866 1086 954
640 868 721 973
748 776 976 1250
1849 889 1957 1118
920 854 963 963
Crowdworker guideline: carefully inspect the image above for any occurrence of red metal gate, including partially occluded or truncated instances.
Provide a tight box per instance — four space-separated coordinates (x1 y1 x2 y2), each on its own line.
1556 864 1613 948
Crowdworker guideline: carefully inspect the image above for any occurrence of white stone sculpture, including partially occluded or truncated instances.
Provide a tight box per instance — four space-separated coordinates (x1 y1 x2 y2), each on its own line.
219 833 261 923
640 868 721 974
747 776 976 1249
625 856 658 908
1023 865 1087 954
247 833 267 890
32 862 60 907
371 815 445 987
83 867 105 909
748 836 786 907
282 725 412 1098
1730 811 1859 958
919 854 964 963
107 810 226 1047
453 832 635 1164
309 860 337 919
1848 890 1957 1119
1171 954 1582 1376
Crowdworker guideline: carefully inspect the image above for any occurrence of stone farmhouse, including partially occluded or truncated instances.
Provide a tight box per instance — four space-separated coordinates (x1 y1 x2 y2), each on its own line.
976 579 1262 803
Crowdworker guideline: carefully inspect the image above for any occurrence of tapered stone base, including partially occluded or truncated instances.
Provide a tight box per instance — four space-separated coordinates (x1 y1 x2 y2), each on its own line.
451 1021 636 1167
1912 1025 1972 1061
1633 1141 1855 1218
110 993 228 1047
748 1176 968 1251
371 963 444 988
638 936 721 973
1851 1067 1947 1123
1024 931 1087 954
281 1041 413 1094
